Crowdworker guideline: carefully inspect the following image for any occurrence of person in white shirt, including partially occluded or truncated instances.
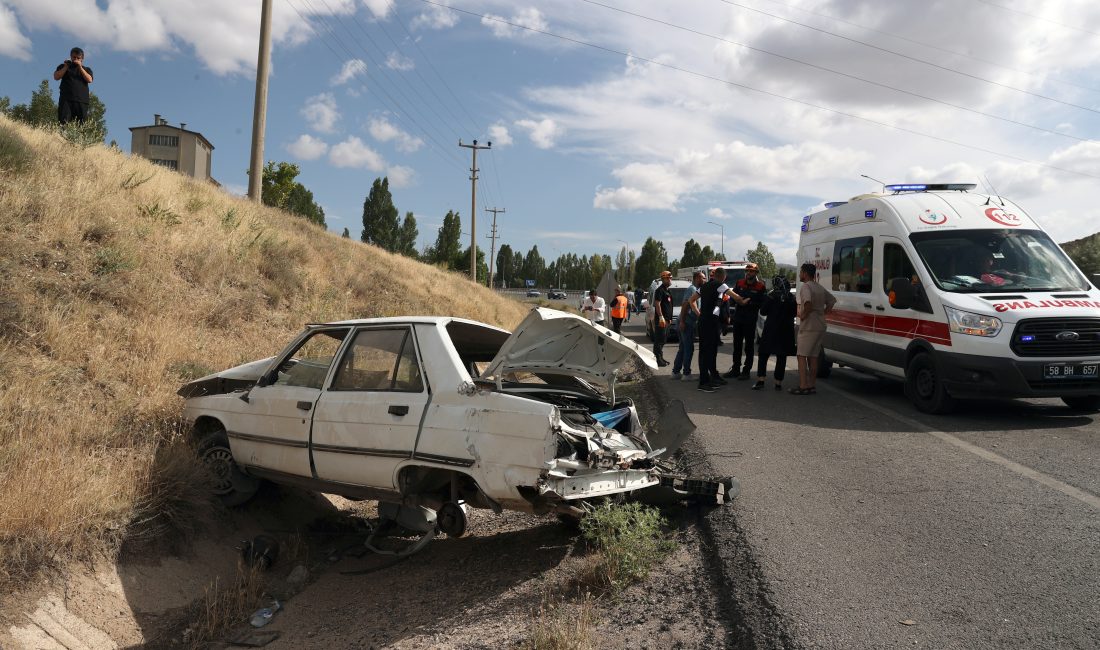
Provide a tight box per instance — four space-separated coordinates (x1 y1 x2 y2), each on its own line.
582 288 607 325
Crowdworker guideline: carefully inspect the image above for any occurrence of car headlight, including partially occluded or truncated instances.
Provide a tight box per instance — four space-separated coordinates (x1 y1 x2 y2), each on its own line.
944 306 1002 337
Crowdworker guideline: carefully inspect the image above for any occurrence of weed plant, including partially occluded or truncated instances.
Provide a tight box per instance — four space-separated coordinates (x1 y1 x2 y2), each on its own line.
579 501 675 592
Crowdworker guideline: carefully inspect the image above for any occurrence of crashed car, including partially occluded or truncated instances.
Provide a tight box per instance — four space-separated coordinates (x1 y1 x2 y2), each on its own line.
179 308 735 539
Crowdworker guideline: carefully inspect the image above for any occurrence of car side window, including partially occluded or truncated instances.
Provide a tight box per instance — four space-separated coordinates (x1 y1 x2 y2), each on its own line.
833 236 873 293
272 329 350 389
882 243 917 297
331 328 424 392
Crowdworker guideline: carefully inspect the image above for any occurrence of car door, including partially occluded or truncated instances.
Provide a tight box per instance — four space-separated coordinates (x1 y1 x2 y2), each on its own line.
230 327 351 478
310 326 429 489
874 238 943 375
824 235 877 362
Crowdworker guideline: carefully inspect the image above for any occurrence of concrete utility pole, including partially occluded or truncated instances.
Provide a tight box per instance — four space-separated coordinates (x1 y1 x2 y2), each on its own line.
459 139 491 282
485 206 505 288
247 0 274 202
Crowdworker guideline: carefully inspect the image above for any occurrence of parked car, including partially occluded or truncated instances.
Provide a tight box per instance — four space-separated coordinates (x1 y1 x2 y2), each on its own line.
645 279 695 342
179 308 736 542
525 288 541 298
548 289 567 300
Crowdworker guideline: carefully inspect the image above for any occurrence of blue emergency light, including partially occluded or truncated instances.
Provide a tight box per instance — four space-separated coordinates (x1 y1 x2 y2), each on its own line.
824 201 847 208
884 183 977 192
1020 335 1035 343
828 215 839 225
865 209 876 219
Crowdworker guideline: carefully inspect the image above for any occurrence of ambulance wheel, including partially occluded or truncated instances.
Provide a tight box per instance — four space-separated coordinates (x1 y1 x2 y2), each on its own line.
905 352 955 414
816 350 832 378
1062 395 1100 411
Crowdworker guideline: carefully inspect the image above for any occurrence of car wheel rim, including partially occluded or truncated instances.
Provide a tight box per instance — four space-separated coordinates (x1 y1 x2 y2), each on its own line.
202 447 236 495
916 366 936 400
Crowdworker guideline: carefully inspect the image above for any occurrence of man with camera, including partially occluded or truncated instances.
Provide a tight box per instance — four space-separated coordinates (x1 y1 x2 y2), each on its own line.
53 47 94 125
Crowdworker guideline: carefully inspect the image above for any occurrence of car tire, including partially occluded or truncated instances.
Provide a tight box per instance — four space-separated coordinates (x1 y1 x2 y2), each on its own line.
816 350 832 378
905 352 956 414
1062 395 1100 411
196 427 261 506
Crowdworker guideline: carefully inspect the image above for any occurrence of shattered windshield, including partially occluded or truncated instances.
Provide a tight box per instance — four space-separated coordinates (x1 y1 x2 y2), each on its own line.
909 229 1089 294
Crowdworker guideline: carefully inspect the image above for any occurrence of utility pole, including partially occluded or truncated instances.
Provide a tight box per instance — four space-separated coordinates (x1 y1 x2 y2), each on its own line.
247 0 274 202
485 206 505 288
459 139 491 282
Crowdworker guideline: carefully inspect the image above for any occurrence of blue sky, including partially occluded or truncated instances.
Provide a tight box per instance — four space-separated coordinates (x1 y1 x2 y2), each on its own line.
4 0 1100 267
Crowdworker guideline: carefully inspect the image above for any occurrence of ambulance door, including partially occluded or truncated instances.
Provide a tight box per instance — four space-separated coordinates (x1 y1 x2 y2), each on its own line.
825 235 876 364
874 237 934 377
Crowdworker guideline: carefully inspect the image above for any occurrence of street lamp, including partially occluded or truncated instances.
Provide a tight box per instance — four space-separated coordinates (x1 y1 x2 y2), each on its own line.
707 221 725 260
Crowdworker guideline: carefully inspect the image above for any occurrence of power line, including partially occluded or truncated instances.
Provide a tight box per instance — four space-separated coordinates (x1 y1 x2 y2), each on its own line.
715 0 1100 116
974 0 1100 39
412 0 1100 181
580 0 1094 144
752 0 1100 96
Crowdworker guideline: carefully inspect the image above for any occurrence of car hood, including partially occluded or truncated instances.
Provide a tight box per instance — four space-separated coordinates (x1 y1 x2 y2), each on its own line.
482 307 657 385
177 356 275 399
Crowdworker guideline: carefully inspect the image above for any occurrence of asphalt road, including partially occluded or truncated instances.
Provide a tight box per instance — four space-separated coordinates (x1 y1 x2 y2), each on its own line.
618 318 1100 650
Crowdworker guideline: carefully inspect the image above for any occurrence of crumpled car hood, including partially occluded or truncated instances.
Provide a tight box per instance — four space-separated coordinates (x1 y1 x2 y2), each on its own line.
177 356 274 399
482 307 657 385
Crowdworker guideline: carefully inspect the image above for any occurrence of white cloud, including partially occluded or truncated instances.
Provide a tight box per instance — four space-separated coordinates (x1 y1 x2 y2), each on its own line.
0 4 31 60
387 165 415 188
705 208 730 219
361 0 393 19
385 51 414 71
515 118 562 149
368 117 424 153
481 7 547 39
411 2 458 30
331 58 367 85
488 123 513 147
302 93 340 134
286 134 329 160
329 136 385 170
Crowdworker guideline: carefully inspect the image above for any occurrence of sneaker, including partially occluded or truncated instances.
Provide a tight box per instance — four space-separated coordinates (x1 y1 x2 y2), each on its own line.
670 372 682 380
722 368 739 379
712 377 729 385
697 383 717 393
738 370 751 380
682 373 694 381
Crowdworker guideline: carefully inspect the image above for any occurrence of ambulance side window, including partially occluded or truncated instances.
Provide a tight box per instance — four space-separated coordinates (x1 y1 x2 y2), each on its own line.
833 236 873 293
882 244 917 295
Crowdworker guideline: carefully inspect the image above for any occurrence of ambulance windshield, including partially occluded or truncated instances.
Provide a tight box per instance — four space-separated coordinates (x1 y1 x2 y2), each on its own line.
910 229 1089 294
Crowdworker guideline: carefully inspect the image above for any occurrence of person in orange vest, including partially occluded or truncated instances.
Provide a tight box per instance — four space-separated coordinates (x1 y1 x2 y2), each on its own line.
610 286 629 334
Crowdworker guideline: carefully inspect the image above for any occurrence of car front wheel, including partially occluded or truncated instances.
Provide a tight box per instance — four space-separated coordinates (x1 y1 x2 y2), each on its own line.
905 352 955 414
196 427 261 506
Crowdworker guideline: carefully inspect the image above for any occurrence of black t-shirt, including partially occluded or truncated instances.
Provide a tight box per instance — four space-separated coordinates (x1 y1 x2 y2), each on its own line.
699 279 723 320
653 284 673 320
56 63 93 103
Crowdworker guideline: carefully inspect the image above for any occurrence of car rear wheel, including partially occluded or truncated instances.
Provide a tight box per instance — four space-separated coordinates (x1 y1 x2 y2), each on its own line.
905 352 955 414
196 427 261 506
1062 395 1100 411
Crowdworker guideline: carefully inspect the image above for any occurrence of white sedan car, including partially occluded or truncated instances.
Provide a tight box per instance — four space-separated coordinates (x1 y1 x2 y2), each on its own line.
180 308 735 536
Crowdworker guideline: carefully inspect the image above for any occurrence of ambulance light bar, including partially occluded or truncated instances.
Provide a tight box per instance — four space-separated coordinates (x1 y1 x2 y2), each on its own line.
884 183 977 192
824 201 847 208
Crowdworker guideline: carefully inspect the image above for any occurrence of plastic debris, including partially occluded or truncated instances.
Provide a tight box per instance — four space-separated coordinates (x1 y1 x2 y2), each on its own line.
249 600 281 628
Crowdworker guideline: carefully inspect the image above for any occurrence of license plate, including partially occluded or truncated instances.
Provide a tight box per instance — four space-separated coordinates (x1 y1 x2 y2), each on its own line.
1044 363 1099 379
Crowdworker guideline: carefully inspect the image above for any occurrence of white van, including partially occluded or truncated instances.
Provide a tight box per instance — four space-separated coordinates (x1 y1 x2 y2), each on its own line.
798 183 1100 413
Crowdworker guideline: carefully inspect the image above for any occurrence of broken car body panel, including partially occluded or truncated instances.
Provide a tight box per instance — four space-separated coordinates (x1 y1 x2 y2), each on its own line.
180 309 728 521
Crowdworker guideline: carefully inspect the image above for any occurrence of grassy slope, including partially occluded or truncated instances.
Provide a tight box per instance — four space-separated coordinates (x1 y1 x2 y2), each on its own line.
0 116 528 585
1060 232 1100 277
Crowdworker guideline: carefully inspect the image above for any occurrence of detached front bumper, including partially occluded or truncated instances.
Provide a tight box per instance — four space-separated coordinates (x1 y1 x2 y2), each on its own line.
938 350 1100 398
538 469 660 501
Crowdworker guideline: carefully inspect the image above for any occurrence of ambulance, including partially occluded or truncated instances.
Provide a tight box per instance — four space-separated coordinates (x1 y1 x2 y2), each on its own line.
797 183 1100 413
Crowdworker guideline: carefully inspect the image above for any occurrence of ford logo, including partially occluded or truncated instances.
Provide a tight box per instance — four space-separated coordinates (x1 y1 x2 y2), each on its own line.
1055 331 1081 342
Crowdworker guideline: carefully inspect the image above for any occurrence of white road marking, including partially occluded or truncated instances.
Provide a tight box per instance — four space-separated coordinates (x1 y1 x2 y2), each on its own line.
818 380 1100 510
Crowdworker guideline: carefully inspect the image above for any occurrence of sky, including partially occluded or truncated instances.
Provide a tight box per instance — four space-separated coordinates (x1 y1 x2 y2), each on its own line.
3 0 1100 270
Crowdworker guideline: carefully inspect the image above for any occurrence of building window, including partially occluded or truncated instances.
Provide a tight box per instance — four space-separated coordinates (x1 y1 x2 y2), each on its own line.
151 159 178 170
149 134 179 147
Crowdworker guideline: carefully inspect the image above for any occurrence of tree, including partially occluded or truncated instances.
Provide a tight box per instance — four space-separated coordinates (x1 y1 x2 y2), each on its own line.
425 210 462 267
3 81 107 143
456 245 488 281
342 227 350 238
361 177 400 251
396 211 419 257
495 244 515 287
633 237 669 287
681 239 705 268
589 253 613 289
700 245 718 262
259 161 325 227
615 246 630 284
521 246 546 287
746 241 778 280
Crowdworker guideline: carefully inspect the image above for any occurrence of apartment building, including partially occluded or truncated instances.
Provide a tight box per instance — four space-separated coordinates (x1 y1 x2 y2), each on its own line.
129 114 216 184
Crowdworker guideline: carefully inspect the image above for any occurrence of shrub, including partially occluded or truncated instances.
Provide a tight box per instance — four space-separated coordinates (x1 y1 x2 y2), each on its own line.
578 501 674 591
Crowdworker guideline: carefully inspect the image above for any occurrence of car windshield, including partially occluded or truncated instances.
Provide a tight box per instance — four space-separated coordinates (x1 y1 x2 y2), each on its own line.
909 229 1089 293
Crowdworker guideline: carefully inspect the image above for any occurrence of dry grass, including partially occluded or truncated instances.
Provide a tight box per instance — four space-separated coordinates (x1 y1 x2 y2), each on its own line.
0 115 529 589
524 593 596 650
187 561 267 648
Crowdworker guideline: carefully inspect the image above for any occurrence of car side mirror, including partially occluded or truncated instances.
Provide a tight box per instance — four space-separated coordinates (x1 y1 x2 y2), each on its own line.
255 373 272 388
889 277 914 310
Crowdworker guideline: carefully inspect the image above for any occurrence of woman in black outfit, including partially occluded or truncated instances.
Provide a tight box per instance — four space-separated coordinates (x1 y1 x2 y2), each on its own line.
753 275 797 390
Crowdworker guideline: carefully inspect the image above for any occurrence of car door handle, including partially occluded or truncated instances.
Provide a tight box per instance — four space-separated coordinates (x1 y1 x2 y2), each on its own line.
863 302 873 309
875 306 885 311
388 404 409 416
296 400 313 411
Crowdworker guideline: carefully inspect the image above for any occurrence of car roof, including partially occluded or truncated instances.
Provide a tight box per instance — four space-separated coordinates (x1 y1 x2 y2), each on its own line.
307 316 509 334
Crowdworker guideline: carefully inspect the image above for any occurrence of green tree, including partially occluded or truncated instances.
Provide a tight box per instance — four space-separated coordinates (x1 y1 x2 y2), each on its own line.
259 161 325 226
590 253 613 288
342 227 350 238
396 211 419 257
521 245 546 287
456 245 488 281
425 210 462 267
615 246 630 284
633 237 669 287
0 97 9 114
746 241 778 280
495 244 515 287
700 245 718 262
361 177 400 251
8 80 57 126
680 239 705 268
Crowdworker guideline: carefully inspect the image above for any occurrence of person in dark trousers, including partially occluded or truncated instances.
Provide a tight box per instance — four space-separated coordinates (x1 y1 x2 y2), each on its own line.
689 267 746 392
753 275 797 391
610 286 629 333
652 271 674 366
725 262 767 380
671 270 705 380
53 47 93 124
634 287 644 314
